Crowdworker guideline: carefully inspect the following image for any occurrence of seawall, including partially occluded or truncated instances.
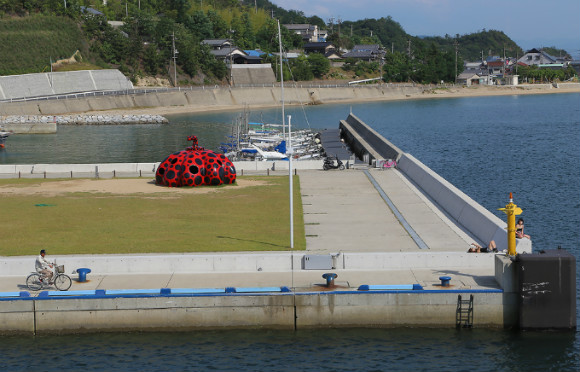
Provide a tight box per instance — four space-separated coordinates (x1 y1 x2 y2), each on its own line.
1 83 577 117
0 288 511 334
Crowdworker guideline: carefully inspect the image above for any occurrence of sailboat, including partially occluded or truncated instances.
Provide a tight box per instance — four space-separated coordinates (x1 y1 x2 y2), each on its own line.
219 22 324 162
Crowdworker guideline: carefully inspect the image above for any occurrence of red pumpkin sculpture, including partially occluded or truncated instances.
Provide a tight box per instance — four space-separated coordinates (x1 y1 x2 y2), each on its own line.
155 136 236 187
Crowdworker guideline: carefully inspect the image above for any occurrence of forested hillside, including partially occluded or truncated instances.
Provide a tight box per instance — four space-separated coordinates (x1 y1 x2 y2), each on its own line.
0 16 85 75
0 0 568 84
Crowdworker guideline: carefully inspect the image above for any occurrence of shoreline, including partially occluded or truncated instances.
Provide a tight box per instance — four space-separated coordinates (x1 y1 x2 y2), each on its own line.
79 83 580 117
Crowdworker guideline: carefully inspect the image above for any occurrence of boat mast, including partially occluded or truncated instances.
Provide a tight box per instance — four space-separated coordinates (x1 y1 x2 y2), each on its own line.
277 20 285 139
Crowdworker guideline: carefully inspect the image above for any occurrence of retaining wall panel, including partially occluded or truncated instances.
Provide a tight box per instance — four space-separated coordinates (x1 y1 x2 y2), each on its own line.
295 292 507 328
34 295 295 333
0 300 35 334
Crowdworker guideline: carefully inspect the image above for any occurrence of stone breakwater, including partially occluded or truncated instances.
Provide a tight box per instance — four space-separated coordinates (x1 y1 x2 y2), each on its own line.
1 114 168 133
1 114 168 125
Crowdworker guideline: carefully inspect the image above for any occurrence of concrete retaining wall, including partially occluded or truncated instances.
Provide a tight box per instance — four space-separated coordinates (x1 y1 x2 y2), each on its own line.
339 113 403 162
32 294 295 333
0 70 133 101
397 153 531 253
232 65 276 85
0 85 427 116
295 291 511 328
0 289 513 334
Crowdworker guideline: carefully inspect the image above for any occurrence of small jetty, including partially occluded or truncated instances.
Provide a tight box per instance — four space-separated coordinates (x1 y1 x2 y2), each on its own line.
0 114 168 134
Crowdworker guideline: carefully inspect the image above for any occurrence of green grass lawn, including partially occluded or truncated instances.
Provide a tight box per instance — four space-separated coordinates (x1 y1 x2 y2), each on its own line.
0 177 305 256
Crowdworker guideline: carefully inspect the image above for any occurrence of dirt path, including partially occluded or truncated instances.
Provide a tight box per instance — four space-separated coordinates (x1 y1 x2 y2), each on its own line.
0 178 267 197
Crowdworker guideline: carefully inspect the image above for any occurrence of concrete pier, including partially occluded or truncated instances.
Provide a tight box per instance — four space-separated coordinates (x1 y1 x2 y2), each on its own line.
0 115 537 333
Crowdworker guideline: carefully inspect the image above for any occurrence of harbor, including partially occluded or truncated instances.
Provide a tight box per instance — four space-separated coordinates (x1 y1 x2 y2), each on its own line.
1 113 574 334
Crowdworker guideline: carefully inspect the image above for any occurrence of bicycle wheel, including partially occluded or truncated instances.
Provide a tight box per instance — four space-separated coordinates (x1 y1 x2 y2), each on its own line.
26 273 43 291
54 274 72 291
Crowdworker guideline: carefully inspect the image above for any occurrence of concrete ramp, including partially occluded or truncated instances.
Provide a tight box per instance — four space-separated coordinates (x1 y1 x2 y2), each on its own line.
231 64 276 86
0 70 133 100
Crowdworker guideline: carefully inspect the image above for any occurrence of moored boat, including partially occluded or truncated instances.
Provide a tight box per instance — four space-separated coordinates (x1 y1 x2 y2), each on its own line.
0 126 11 148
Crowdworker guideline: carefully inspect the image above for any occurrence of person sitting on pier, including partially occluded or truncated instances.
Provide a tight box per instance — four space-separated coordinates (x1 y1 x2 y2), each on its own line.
516 218 531 239
468 240 497 253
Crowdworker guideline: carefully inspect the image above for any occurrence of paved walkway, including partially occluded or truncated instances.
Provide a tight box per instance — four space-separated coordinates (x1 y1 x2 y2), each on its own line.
2 267 498 294
301 168 473 253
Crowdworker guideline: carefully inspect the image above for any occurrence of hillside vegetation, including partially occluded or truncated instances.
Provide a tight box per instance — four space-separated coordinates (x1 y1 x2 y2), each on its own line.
0 16 85 75
0 0 570 84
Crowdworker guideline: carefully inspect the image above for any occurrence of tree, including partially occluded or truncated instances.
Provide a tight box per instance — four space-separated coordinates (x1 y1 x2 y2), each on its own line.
185 10 214 40
383 52 411 82
143 43 163 75
291 55 313 81
307 53 330 78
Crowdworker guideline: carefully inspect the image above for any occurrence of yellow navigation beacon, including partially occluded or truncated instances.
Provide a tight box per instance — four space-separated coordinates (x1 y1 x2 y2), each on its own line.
498 192 523 256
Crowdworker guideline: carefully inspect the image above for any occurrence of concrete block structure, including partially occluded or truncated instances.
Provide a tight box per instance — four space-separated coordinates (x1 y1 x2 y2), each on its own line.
0 70 133 100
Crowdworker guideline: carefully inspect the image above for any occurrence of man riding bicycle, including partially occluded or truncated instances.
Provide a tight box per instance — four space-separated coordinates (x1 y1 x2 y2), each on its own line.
35 249 54 283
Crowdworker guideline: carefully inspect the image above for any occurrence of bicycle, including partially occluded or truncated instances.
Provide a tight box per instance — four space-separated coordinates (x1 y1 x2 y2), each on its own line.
26 263 72 291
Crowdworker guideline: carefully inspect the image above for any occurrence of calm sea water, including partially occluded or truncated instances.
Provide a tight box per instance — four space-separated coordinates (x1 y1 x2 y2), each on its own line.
1 93 579 371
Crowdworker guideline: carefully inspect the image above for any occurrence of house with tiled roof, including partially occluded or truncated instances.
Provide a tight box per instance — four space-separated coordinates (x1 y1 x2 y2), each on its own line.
284 24 320 43
517 48 558 66
342 44 385 61
303 42 337 55
202 39 234 50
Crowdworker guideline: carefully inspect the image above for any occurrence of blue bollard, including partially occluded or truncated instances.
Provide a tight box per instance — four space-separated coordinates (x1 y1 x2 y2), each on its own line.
322 273 338 287
439 276 451 287
76 268 91 282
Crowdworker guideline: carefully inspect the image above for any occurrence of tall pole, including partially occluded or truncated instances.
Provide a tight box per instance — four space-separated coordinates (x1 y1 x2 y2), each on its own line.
278 20 285 139
454 39 459 84
288 115 294 249
172 31 178 87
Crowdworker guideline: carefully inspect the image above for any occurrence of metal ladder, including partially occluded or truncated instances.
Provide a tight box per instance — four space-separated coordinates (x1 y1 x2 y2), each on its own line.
456 294 474 328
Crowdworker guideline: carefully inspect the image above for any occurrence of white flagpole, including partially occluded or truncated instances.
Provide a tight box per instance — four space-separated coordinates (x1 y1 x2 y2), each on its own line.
288 115 294 249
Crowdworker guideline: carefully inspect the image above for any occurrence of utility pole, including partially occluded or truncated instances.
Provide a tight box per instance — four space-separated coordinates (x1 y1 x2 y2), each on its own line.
171 31 178 87
336 18 342 49
255 0 257 13
502 45 506 81
391 42 394 54
454 39 459 84
407 40 411 57
49 57 53 88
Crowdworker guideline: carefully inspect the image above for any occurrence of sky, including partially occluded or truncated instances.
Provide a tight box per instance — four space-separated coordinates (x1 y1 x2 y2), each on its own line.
270 0 580 58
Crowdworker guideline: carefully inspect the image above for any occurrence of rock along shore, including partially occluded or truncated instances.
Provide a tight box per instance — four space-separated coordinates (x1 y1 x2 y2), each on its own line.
1 114 168 133
1 114 168 125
